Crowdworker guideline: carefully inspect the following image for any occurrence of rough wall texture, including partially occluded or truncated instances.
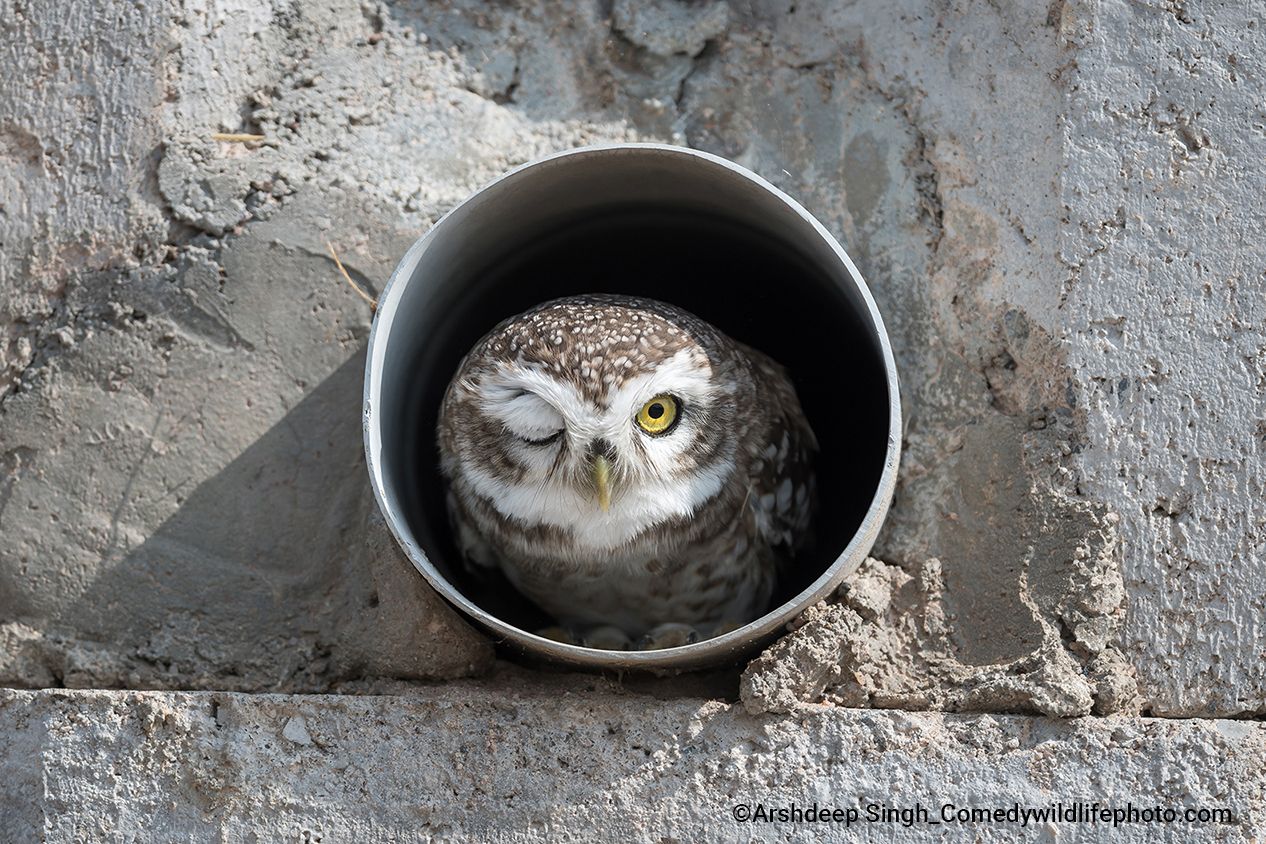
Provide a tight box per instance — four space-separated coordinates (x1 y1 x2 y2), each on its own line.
1060 0 1266 718
3 682 1264 842
0 0 1263 726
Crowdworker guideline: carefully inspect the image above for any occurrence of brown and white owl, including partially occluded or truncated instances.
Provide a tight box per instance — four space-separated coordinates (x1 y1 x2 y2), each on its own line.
437 294 816 650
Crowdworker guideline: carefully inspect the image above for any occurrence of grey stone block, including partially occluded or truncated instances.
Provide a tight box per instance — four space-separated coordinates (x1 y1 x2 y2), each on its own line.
1 684 1262 842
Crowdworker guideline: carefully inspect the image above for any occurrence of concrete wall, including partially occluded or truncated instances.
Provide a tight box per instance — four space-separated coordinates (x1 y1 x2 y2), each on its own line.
2 679 1264 842
1 0 1263 835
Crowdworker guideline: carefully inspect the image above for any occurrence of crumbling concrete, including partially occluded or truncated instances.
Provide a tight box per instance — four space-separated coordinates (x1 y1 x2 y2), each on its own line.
2 682 1263 842
742 554 1137 718
1 0 1263 726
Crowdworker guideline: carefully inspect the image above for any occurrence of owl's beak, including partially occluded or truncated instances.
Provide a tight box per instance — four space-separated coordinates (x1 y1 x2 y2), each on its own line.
592 454 613 512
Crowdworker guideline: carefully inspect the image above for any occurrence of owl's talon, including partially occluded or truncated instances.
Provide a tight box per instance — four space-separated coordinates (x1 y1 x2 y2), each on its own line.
536 625 581 645
580 625 633 650
637 622 700 650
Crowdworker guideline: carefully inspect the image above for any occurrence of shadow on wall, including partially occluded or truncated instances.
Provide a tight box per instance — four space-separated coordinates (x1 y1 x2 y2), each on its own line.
62 352 368 687
57 351 487 690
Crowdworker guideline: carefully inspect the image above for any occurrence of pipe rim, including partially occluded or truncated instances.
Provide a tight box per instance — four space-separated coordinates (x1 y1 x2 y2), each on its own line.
363 143 902 670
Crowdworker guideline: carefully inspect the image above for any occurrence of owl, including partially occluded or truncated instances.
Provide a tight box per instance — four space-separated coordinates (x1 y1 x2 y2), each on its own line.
437 294 816 650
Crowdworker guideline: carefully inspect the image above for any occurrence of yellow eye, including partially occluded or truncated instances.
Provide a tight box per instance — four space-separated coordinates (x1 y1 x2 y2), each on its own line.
636 395 679 435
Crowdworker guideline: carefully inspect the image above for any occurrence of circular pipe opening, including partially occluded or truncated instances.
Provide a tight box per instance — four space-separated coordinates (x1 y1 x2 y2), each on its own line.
365 144 901 671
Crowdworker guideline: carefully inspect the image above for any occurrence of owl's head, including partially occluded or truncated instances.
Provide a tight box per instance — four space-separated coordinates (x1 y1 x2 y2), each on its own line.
438 295 746 549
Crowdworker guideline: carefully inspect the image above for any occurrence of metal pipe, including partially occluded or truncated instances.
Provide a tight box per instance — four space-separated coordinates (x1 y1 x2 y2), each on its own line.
363 144 902 671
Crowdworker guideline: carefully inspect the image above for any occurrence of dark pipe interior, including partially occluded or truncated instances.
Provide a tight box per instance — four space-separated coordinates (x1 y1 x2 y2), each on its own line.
395 206 890 633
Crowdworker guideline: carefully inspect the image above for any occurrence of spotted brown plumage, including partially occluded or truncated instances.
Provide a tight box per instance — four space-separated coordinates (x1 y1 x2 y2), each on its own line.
437 294 817 646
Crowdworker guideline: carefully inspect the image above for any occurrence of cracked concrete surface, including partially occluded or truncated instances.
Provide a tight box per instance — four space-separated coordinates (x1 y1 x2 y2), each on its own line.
0 0 1263 745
